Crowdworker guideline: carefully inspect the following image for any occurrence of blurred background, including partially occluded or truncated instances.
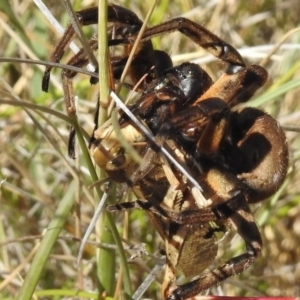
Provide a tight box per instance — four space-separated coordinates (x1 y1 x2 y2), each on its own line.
0 0 300 298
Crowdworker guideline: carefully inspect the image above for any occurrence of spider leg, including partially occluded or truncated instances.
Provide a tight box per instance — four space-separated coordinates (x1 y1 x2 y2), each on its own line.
107 199 167 216
42 5 141 91
193 64 268 108
107 199 217 223
42 4 163 92
165 191 262 300
141 18 246 68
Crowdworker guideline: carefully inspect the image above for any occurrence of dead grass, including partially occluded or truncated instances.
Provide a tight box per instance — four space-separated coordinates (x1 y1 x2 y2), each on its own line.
0 0 300 299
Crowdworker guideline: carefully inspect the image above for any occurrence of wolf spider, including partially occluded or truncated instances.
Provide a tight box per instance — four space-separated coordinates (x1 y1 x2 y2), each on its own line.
101 63 288 299
42 4 289 300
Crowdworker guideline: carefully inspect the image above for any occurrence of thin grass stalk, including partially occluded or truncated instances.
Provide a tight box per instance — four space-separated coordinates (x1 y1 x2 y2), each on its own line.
96 1 132 297
96 0 115 295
